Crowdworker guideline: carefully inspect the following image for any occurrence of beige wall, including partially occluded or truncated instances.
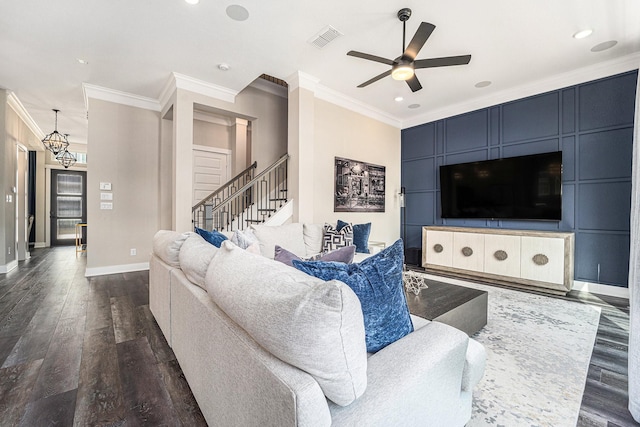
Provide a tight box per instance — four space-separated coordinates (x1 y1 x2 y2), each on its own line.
311 99 401 246
2 93 41 269
193 119 231 151
86 99 160 273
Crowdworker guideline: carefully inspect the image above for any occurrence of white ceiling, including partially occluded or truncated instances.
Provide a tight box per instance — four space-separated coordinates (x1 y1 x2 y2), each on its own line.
1 0 639 148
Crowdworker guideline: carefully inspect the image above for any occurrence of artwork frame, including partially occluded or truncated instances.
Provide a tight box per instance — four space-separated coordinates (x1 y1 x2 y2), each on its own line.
334 156 385 213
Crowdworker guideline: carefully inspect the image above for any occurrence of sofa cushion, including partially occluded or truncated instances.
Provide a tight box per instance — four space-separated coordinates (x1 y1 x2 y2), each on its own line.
274 244 356 267
337 220 371 254
179 233 218 289
195 227 229 247
303 223 324 256
205 241 367 406
153 230 191 267
251 223 306 259
293 239 413 353
322 223 354 252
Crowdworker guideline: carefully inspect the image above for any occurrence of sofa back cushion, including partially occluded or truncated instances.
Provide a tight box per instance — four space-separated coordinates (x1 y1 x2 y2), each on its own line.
205 241 368 406
153 230 191 267
179 233 219 289
250 223 306 259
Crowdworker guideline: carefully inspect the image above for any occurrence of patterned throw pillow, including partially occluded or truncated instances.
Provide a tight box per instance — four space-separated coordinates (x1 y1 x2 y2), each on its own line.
322 223 354 252
337 220 371 254
293 239 413 353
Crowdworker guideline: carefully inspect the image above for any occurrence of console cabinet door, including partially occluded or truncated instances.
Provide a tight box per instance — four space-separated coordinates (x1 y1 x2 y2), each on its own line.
424 230 453 267
484 234 521 278
520 236 565 285
452 232 485 272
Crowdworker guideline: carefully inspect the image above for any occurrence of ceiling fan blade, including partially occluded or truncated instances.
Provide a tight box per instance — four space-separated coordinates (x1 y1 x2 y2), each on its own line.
347 51 395 66
406 75 422 92
357 69 392 88
414 55 472 69
404 22 436 60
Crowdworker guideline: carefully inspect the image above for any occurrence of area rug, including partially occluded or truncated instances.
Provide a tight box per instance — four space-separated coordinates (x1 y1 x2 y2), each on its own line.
420 274 601 427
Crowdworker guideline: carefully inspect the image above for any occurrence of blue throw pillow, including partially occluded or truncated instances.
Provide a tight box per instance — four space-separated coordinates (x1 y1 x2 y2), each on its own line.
293 239 413 353
195 227 228 248
337 220 371 254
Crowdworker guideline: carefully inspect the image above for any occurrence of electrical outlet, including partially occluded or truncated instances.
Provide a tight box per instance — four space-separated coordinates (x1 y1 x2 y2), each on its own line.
7 246 11 255
130 248 137 256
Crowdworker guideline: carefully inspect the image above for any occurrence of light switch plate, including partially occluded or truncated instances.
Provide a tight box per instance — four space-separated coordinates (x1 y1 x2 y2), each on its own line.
100 192 113 200
99 182 112 191
100 202 113 210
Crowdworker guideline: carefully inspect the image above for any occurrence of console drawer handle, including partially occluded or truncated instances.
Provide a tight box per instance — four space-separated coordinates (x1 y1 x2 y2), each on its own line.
532 254 549 266
461 246 473 257
494 250 508 261
433 244 444 253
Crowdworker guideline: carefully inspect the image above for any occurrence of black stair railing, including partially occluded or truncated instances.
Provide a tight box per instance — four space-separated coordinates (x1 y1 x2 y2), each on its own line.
192 154 289 232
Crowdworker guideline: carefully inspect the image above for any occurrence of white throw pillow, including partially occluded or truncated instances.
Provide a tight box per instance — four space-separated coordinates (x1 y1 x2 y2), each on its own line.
153 230 191 267
250 223 306 259
303 223 324 256
205 241 368 406
179 233 218 289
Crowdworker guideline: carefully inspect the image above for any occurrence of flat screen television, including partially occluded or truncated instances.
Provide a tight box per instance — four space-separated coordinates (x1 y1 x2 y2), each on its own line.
439 151 562 221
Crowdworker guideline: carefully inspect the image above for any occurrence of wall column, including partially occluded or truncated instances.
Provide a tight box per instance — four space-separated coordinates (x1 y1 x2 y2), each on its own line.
231 118 248 175
286 72 318 223
172 90 194 232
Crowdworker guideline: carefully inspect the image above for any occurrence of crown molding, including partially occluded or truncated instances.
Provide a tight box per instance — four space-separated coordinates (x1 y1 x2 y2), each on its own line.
249 78 287 99
173 72 238 103
286 71 320 93
314 83 402 129
193 110 234 126
7 92 45 140
402 52 640 129
158 74 177 111
83 83 161 112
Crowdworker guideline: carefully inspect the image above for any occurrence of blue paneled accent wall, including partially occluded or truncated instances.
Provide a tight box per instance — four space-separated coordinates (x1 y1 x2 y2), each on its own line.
401 70 638 288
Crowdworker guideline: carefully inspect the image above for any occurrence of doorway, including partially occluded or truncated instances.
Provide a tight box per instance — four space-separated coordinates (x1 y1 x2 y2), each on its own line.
50 170 87 246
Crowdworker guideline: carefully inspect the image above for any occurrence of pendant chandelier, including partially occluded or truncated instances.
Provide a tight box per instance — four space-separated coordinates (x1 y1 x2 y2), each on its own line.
41 109 69 155
56 146 77 169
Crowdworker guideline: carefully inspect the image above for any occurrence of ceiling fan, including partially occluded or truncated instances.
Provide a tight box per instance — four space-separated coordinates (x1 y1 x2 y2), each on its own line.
347 8 472 92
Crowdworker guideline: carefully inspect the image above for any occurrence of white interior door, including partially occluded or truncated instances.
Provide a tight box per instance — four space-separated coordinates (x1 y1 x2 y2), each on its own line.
193 147 230 205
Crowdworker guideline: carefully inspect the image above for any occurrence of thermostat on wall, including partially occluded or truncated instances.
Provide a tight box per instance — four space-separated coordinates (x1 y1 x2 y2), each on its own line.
99 182 112 191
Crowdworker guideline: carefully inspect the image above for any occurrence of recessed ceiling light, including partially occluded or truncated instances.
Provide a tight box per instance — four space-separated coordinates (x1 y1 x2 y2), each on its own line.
475 81 491 88
408 104 420 109
77 58 88 65
573 29 593 39
394 96 404 102
226 4 249 21
185 0 199 5
218 63 230 71
591 40 617 52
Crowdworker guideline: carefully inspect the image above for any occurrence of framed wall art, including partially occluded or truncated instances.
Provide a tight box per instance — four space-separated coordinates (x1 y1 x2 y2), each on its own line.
334 156 385 213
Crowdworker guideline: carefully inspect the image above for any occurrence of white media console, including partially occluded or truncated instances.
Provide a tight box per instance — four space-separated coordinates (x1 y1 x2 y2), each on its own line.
422 226 575 295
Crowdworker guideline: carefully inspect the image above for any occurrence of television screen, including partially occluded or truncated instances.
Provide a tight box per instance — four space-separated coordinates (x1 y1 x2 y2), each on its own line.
439 151 562 221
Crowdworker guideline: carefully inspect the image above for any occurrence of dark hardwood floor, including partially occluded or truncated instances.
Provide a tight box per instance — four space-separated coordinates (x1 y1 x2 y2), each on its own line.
0 247 637 426
0 246 206 426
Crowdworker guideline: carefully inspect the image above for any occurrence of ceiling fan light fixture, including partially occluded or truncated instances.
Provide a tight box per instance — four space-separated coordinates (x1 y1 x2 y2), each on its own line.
392 63 414 81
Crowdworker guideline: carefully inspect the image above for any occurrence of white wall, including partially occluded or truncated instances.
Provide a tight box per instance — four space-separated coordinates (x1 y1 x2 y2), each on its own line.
193 119 231 151
86 99 160 274
312 98 401 246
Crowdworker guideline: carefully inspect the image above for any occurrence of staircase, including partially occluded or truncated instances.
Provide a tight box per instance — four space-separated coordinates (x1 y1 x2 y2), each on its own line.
192 154 289 232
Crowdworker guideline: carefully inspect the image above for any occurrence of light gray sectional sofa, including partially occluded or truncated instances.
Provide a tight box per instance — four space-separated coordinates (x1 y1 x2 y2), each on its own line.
149 225 486 427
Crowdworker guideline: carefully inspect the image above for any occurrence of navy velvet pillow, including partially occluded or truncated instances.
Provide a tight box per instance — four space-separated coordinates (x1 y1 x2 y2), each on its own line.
293 239 413 353
337 220 371 254
195 227 228 248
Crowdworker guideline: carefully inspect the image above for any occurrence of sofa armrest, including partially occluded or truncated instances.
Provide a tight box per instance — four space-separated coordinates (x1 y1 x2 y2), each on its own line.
329 322 473 427
462 338 486 392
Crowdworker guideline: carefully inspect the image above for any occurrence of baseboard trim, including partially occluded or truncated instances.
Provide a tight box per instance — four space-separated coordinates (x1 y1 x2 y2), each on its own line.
34 242 46 249
573 280 629 299
85 262 150 277
0 260 18 274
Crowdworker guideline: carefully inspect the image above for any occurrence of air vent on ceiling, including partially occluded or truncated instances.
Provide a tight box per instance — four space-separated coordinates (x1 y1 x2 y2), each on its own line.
308 25 343 49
